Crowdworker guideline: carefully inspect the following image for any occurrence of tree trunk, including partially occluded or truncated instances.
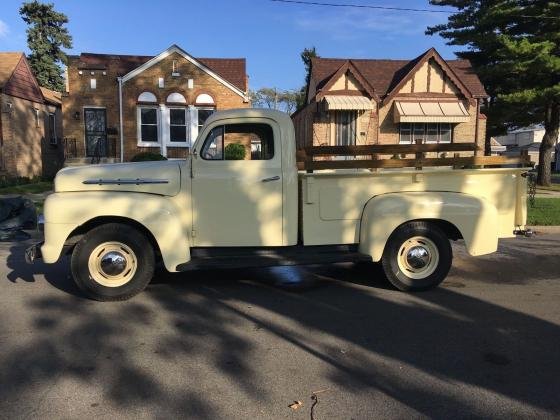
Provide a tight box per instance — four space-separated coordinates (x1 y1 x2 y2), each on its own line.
537 102 560 187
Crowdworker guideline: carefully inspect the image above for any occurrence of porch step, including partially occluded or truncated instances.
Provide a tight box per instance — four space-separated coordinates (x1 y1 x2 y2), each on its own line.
64 158 119 167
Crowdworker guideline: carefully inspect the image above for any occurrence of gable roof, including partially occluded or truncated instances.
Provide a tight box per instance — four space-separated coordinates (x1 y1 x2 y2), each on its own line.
71 45 248 95
310 49 487 103
0 52 25 88
0 52 44 103
316 59 377 101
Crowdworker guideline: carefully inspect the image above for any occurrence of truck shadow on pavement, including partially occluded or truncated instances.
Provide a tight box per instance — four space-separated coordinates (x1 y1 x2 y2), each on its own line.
2 240 560 418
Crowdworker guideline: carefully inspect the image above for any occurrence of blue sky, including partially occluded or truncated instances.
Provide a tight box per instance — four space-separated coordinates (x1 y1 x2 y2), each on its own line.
0 0 458 91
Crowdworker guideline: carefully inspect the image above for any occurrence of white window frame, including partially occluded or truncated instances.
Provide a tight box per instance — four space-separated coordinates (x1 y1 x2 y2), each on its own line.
425 123 439 144
168 106 189 147
48 112 57 145
137 106 160 146
196 106 215 133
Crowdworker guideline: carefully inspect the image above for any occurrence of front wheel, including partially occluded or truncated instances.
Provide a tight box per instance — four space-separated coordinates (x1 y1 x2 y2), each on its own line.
71 223 155 301
381 221 452 292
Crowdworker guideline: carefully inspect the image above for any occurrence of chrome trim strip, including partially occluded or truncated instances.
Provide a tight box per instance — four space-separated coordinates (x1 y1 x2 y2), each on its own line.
82 178 169 185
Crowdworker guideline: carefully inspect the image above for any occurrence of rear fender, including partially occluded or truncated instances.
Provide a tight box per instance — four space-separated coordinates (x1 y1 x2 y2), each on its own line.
358 192 498 261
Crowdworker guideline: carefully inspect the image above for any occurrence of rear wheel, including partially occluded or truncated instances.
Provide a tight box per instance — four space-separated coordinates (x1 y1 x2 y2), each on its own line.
71 223 155 301
381 221 452 291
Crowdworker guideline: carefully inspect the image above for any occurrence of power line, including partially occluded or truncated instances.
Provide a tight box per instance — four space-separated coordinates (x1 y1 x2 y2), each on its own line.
270 0 560 19
269 0 455 14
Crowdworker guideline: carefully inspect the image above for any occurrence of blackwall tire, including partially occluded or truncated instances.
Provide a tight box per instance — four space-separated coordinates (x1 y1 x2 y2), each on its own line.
381 221 452 292
71 223 155 301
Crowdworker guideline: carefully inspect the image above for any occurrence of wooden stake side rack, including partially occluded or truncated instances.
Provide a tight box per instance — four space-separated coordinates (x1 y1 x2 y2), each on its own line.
296 142 533 172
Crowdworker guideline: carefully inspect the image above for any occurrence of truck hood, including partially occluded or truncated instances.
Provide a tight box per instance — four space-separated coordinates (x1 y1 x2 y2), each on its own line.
54 161 182 196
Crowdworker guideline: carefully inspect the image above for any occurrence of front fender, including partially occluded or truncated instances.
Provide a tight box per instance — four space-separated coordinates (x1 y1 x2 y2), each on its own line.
359 192 498 261
41 191 190 272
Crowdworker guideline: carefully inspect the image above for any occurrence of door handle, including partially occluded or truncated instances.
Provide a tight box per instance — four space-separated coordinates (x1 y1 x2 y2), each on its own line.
261 176 280 183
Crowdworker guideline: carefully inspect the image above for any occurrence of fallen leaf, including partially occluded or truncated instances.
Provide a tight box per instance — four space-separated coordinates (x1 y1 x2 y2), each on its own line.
288 400 303 410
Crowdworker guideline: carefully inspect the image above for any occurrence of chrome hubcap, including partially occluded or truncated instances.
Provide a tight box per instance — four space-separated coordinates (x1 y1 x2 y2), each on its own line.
397 236 439 279
88 241 137 287
406 246 430 269
100 251 128 276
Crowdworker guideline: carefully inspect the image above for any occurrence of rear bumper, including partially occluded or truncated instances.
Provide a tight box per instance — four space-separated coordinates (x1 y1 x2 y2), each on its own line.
25 241 44 264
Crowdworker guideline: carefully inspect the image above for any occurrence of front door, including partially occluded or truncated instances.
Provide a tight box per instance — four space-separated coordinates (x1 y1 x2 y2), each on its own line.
84 108 107 157
191 119 283 246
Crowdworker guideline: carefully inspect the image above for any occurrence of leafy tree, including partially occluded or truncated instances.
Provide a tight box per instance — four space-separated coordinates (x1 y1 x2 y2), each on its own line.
427 0 560 186
20 0 73 92
250 87 299 113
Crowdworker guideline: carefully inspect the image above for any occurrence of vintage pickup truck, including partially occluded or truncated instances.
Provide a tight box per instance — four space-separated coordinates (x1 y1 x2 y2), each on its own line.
26 109 530 301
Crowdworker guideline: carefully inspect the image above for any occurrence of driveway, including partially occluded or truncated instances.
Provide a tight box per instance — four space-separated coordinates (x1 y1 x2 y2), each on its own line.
1 234 559 419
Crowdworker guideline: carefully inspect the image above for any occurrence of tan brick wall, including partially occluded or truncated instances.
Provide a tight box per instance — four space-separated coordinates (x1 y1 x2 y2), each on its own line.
292 103 378 147
63 51 248 161
1 93 63 178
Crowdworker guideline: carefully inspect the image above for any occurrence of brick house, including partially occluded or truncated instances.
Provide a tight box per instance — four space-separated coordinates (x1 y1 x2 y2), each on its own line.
62 44 249 163
292 48 488 155
0 52 63 178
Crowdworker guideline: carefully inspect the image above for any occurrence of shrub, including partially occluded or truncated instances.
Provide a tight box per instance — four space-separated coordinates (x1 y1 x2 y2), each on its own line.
224 143 246 160
131 152 167 162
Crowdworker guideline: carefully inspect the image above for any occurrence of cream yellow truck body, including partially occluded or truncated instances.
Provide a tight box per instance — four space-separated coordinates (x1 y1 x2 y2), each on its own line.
35 109 527 299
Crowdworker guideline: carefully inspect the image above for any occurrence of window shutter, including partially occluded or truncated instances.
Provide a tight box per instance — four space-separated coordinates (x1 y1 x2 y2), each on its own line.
189 106 198 147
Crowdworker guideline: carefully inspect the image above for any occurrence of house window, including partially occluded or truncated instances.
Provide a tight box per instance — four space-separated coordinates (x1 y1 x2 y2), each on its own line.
439 123 452 143
169 108 188 144
399 123 412 144
426 123 439 143
201 123 274 161
197 108 214 132
90 78 96 89
138 107 159 143
413 123 425 143
399 123 453 144
335 111 357 145
48 113 57 145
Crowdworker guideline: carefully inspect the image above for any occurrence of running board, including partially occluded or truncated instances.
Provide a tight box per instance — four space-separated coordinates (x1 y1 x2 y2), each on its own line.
176 245 372 271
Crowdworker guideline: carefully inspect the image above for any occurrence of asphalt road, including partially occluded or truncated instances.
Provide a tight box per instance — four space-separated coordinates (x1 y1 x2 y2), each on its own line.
1 234 559 419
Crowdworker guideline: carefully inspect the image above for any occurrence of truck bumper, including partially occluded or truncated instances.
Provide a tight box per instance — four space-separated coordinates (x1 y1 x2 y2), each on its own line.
25 241 44 264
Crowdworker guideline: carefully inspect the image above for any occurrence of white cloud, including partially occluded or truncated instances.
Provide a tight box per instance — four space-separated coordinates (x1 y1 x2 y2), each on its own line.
294 8 447 42
0 20 9 38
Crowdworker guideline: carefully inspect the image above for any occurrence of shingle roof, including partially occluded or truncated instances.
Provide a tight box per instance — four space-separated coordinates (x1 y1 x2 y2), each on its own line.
40 86 62 105
70 52 247 91
0 52 24 88
311 53 487 100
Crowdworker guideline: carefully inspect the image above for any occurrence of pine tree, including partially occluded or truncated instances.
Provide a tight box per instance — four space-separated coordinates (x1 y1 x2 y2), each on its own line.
20 1 73 92
427 0 560 186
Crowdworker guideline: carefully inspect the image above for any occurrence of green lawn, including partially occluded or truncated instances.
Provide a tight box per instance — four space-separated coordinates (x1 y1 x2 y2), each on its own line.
527 198 560 226
0 181 53 195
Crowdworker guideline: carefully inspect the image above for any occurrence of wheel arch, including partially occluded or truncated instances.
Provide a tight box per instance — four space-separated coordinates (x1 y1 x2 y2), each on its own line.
358 191 499 261
65 216 162 259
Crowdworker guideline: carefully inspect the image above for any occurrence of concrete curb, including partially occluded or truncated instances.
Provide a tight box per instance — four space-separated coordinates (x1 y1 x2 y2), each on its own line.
527 225 560 234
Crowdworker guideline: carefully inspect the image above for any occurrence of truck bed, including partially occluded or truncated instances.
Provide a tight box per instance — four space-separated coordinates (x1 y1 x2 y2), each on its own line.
299 167 527 246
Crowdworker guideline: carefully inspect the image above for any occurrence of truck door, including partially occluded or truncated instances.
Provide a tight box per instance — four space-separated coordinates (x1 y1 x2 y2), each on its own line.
191 119 283 246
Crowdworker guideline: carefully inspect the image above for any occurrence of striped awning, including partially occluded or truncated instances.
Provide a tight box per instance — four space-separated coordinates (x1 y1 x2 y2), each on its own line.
323 95 374 111
394 101 470 123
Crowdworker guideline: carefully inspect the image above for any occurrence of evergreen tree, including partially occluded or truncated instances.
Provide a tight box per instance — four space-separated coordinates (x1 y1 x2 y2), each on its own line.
20 0 73 92
296 46 318 110
427 0 560 186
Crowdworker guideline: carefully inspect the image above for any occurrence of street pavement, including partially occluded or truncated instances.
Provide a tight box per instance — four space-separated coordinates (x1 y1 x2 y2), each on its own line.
0 234 559 419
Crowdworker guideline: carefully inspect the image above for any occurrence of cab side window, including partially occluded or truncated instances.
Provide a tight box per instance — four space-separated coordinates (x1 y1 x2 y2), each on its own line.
201 123 274 161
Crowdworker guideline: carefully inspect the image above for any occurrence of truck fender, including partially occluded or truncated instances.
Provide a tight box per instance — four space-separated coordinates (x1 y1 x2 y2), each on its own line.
358 191 498 261
41 192 190 272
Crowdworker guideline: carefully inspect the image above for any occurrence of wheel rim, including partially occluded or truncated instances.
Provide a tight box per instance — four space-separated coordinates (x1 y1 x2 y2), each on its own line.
397 236 439 279
88 241 137 287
